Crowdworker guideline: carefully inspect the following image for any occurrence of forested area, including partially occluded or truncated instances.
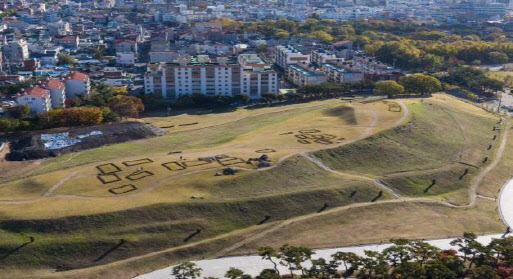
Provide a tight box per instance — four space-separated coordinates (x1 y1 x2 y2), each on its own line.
213 18 513 70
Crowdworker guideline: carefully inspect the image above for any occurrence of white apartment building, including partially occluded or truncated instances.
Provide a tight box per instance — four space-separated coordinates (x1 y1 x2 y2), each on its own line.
311 50 344 65
64 72 90 98
16 86 52 114
275 45 310 69
3 39 29 63
144 56 278 100
323 64 364 84
116 52 136 66
42 78 66 108
287 64 327 87
352 56 396 75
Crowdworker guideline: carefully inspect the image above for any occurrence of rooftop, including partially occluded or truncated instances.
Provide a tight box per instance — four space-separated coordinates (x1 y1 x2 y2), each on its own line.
20 86 49 97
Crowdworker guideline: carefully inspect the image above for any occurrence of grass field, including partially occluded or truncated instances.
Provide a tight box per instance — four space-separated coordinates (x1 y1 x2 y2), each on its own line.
0 94 508 278
230 200 504 254
312 96 498 204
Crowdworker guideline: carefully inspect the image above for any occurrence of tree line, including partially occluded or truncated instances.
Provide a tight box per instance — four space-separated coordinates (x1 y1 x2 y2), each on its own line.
0 83 144 134
171 233 513 279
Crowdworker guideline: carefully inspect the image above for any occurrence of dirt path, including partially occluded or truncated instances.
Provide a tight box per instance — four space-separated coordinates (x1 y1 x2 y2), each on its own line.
300 153 400 197
466 120 509 207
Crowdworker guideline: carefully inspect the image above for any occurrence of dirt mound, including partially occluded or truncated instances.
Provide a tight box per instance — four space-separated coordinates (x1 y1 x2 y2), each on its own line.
6 122 164 161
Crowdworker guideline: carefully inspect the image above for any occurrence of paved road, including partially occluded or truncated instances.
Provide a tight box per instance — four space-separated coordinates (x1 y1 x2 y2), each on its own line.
135 234 509 279
498 177 513 228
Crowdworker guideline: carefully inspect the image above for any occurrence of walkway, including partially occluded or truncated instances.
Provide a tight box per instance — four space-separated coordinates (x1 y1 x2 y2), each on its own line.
498 178 513 228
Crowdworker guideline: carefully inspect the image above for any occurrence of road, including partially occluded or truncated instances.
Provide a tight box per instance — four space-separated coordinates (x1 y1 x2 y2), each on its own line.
498 177 513 229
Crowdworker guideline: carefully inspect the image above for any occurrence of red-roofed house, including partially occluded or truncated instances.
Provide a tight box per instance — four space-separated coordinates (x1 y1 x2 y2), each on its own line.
43 78 66 108
16 86 51 114
64 72 90 98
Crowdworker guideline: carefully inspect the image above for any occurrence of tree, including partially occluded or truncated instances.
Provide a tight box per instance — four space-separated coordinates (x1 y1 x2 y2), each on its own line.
409 240 440 267
101 107 119 123
332 252 362 279
172 262 202 279
308 258 338 278
94 47 104 60
108 95 144 118
309 31 333 41
360 250 389 278
487 52 509 65
57 53 77 66
14 104 30 119
383 239 413 267
256 269 280 279
451 232 486 271
88 84 116 107
258 247 280 274
278 244 314 276
399 73 442 95
225 267 244 279
38 107 103 128
0 118 29 134
470 265 500 279
374 80 405 98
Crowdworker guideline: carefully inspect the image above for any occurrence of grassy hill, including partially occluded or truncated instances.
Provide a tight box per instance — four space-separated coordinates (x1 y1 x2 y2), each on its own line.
312 100 498 201
0 96 505 278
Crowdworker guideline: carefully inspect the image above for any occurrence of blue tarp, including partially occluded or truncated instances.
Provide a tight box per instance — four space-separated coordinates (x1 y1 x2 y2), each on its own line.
41 131 103 150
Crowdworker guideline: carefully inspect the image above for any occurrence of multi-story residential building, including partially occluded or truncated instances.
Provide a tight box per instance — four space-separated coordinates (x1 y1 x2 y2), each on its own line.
149 51 181 63
352 56 397 75
64 71 90 98
275 45 310 69
144 56 278 100
3 39 29 63
114 39 138 54
238 54 279 98
47 21 71 36
42 78 66 108
116 52 136 66
53 35 79 49
311 50 344 65
323 64 364 84
286 64 327 87
16 86 52 114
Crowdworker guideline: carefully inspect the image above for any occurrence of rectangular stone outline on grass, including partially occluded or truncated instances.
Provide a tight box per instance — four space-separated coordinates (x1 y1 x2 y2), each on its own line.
216 157 245 166
126 170 154 181
97 173 122 184
162 161 186 171
183 160 213 168
108 184 138 195
96 163 122 174
122 158 154 166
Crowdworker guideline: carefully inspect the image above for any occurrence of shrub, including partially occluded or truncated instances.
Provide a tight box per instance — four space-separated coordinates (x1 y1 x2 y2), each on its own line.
101 107 119 123
38 107 103 128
